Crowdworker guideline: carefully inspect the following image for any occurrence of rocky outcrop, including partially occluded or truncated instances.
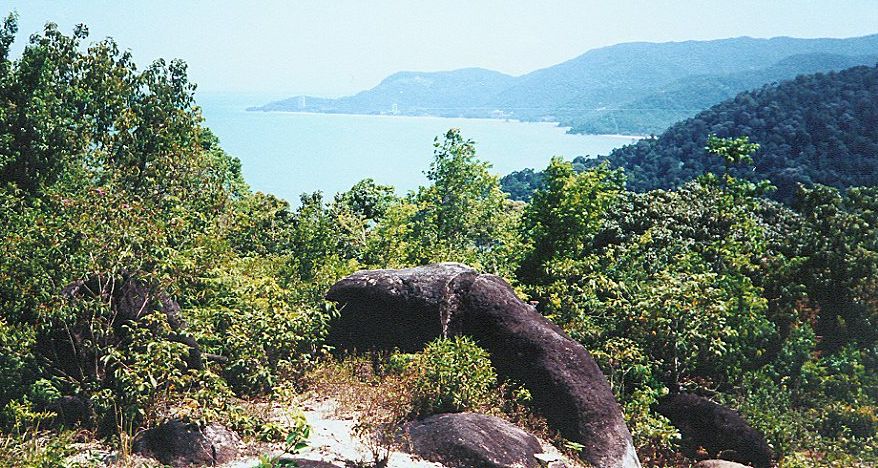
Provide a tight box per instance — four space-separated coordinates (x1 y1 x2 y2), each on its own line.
401 412 543 468
326 263 475 352
326 263 640 468
133 419 241 467
657 393 773 468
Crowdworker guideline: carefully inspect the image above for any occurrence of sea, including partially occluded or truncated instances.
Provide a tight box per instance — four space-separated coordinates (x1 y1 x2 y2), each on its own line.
197 93 640 204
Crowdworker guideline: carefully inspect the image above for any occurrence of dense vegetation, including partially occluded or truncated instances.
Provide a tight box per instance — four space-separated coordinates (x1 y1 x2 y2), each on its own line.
2 17 878 467
501 155 590 201
253 35 878 135
503 64 878 205
568 53 878 135
0 16 343 462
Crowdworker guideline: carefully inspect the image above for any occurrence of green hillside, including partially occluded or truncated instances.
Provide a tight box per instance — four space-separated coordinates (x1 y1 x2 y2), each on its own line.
601 64 878 203
567 53 878 135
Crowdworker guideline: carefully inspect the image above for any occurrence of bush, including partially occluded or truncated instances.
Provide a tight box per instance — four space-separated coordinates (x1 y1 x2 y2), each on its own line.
820 403 878 439
410 336 497 415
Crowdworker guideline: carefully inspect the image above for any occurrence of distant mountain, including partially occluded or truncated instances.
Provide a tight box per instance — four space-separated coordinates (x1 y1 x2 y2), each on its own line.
597 64 878 203
250 34 878 134
567 53 878 135
248 68 515 117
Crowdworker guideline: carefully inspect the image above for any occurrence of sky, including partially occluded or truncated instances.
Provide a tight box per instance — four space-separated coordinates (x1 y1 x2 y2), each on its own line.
4 1 878 97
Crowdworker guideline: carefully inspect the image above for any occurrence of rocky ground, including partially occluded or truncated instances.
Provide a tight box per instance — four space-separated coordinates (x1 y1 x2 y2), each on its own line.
63 393 578 468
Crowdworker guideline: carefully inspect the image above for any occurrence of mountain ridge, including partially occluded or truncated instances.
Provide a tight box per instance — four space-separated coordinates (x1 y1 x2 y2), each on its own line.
249 34 878 134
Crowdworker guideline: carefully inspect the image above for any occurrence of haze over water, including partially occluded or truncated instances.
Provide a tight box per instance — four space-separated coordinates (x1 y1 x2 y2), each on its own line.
198 93 639 203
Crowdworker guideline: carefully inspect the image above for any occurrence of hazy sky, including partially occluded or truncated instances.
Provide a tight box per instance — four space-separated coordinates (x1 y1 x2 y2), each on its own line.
5 1 878 97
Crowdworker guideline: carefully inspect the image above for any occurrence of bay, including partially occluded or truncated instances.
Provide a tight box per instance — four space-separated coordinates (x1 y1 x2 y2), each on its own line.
198 92 640 203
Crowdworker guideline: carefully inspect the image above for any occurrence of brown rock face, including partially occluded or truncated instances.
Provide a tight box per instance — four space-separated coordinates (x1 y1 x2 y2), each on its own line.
326 263 640 468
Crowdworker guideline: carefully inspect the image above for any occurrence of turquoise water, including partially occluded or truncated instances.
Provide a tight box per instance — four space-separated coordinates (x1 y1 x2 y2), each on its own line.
198 93 639 203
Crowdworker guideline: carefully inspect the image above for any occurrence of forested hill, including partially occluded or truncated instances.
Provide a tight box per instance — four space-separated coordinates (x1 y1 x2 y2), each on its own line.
597 64 878 203
567 52 878 135
250 68 516 117
250 35 878 134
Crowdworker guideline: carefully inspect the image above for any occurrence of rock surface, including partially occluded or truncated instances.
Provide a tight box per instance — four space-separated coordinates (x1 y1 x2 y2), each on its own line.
326 263 640 468
695 460 753 468
326 263 475 352
55 272 204 399
45 395 91 428
133 419 241 467
401 412 543 468
657 393 772 468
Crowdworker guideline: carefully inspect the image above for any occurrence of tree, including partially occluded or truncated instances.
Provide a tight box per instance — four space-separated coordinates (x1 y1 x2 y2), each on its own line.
517 157 625 284
366 129 521 276
334 178 396 222
706 134 759 184
0 17 321 440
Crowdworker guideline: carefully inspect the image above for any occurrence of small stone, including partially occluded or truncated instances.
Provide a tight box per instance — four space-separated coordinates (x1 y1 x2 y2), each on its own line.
534 452 562 467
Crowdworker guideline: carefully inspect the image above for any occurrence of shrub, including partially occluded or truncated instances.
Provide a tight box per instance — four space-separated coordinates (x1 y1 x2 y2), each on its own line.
820 403 878 439
410 336 497 415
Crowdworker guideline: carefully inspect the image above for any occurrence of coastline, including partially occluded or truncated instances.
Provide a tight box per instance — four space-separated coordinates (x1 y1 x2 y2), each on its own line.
242 109 647 140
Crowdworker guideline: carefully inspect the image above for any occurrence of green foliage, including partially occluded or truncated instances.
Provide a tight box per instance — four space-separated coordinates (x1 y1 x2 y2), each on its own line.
523 160 779 387
188 256 335 395
514 143 878 463
410 337 497 415
0 430 80 468
2 14 878 466
600 65 878 203
0 16 332 443
706 134 759 169
787 185 878 350
0 318 35 411
518 158 625 283
256 410 310 468
621 387 680 464
365 129 521 276
500 167 544 202
334 178 396 222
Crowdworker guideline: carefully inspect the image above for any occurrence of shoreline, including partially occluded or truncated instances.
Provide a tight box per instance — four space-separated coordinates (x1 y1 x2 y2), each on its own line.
241 109 647 139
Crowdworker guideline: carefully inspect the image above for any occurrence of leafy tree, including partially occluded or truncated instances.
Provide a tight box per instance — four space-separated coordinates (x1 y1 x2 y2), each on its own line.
517 157 625 284
365 129 521 276
788 185 878 350
0 16 325 441
334 178 396 222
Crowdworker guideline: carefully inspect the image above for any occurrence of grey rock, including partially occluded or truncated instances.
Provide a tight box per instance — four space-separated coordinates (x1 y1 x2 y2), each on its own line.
45 395 91 428
133 419 241 467
401 412 542 468
695 460 752 468
326 263 640 468
657 393 772 468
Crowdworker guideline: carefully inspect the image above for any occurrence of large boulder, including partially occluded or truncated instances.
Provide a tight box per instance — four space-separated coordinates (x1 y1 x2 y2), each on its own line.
326 263 475 352
656 393 773 468
326 263 640 468
133 419 242 467
401 412 543 468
